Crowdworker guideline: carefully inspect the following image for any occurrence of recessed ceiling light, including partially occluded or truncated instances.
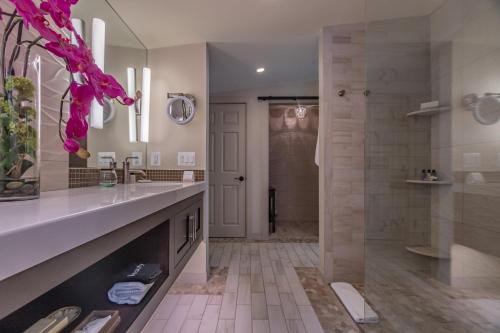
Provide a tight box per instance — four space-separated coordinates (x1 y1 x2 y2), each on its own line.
256 67 265 73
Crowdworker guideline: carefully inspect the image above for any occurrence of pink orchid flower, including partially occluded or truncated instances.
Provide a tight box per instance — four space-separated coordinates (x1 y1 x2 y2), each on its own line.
63 138 80 153
40 0 73 30
9 0 135 155
10 0 60 42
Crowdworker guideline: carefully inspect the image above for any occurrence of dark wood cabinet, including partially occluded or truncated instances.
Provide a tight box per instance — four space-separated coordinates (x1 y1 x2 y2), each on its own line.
174 198 203 266
0 192 204 333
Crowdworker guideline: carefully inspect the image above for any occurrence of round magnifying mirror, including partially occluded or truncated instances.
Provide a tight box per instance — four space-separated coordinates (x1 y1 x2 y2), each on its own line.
103 98 116 125
166 95 196 125
473 95 500 125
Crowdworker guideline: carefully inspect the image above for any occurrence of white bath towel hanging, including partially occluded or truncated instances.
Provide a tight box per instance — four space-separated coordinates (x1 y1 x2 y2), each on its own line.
314 133 319 166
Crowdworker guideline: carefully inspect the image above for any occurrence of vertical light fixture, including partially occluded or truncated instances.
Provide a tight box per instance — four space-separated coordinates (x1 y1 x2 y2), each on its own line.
127 67 137 142
140 67 151 143
91 18 105 129
70 18 84 84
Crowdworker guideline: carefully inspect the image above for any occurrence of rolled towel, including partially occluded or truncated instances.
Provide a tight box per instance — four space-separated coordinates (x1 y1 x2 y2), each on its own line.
116 263 162 284
108 282 154 305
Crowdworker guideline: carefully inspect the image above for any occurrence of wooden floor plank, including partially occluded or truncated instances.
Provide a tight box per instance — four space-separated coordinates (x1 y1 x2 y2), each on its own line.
280 293 301 320
268 305 288 333
152 294 180 320
187 294 209 320
252 320 271 333
199 304 221 333
216 320 235 333
298 305 324 333
220 292 238 320
235 305 253 333
180 319 201 333
251 293 268 320
163 304 190 333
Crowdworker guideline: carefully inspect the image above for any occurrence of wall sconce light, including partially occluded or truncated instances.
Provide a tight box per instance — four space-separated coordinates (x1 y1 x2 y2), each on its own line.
90 18 105 129
140 67 151 143
70 18 84 85
127 67 151 143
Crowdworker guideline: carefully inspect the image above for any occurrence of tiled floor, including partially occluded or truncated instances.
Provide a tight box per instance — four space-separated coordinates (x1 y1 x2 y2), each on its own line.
269 221 319 243
142 243 326 333
360 240 500 333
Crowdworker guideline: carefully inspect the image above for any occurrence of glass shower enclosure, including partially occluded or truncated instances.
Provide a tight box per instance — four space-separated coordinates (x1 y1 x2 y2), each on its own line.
364 1 500 332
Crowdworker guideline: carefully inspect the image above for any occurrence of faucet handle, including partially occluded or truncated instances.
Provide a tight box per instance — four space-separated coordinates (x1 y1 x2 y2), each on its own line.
101 156 116 169
125 156 139 164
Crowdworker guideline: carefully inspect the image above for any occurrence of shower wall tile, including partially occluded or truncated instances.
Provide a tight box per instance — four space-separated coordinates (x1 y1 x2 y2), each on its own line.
320 23 366 284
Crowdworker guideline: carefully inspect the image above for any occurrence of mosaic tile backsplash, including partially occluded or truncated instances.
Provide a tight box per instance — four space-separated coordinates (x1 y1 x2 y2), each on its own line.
69 168 205 188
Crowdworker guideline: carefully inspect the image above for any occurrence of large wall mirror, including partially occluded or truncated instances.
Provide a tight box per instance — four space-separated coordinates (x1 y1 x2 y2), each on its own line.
69 0 148 169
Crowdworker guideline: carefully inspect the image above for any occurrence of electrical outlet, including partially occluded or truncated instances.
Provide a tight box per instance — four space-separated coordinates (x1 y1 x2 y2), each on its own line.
151 152 161 167
463 152 481 170
178 152 196 167
131 152 143 167
97 152 116 167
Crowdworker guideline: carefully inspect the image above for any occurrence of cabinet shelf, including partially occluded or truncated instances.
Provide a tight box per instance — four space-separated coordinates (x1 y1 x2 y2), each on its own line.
406 246 450 259
406 106 450 117
406 180 452 185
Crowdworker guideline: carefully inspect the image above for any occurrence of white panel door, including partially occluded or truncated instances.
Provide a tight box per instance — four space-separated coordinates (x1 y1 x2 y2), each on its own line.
209 103 246 237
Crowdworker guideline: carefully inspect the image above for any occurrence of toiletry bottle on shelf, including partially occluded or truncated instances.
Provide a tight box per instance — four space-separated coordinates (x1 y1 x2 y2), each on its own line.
421 169 427 181
431 170 439 181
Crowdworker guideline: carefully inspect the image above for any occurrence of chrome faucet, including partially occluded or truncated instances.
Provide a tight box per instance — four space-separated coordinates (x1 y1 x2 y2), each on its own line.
122 156 147 184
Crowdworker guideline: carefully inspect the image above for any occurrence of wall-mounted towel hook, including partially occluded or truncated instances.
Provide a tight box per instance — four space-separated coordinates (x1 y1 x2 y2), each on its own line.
337 89 370 97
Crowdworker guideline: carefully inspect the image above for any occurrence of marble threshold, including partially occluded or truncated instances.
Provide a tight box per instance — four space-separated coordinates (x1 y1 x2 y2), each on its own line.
0 181 206 282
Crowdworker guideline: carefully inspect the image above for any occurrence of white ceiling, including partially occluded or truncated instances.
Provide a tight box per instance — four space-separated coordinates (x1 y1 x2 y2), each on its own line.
108 0 446 93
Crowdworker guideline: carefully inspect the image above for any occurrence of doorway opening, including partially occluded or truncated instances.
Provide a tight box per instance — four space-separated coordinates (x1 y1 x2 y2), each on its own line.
268 103 319 242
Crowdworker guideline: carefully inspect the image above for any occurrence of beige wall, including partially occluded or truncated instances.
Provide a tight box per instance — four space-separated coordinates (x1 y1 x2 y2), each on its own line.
87 45 147 168
211 81 318 239
148 43 208 170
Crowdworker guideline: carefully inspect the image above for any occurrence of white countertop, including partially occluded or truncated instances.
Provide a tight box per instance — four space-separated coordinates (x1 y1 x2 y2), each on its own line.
0 181 206 282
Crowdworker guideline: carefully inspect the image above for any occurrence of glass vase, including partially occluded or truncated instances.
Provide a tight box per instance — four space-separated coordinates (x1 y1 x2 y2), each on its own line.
0 55 41 201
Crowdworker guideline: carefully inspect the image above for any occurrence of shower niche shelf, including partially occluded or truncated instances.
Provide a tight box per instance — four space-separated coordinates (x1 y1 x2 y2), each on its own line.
406 180 452 185
406 246 450 259
406 106 450 117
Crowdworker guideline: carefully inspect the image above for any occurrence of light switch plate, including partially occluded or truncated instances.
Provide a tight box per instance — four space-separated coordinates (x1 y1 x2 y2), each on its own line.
97 152 116 168
178 152 196 167
131 152 143 167
151 152 161 167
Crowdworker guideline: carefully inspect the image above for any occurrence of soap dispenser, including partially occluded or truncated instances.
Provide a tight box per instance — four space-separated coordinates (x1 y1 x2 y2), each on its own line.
99 157 118 187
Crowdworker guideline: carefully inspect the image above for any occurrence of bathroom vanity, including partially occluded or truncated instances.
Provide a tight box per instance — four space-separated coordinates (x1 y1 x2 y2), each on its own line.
0 182 206 332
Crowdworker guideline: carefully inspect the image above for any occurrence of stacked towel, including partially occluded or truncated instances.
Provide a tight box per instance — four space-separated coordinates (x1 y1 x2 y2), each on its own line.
107 282 154 305
107 263 162 305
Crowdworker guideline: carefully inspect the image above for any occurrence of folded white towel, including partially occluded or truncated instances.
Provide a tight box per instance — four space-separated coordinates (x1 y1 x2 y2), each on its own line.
108 282 154 305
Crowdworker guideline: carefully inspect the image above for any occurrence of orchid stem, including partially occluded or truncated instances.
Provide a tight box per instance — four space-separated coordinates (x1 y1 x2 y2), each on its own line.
22 36 43 77
58 85 71 143
1 11 18 94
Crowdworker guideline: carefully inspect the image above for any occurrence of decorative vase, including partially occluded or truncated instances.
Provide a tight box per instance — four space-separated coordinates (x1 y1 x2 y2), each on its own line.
0 54 41 201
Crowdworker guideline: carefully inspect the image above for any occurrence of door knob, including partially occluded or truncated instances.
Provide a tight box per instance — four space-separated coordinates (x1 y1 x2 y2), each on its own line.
234 176 245 182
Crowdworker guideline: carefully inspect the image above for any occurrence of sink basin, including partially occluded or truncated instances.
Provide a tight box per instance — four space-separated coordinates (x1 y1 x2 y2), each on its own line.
134 182 183 188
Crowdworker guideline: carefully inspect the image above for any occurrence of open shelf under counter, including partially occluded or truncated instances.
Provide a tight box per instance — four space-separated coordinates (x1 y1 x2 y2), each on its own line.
406 180 452 185
406 106 451 117
406 246 450 259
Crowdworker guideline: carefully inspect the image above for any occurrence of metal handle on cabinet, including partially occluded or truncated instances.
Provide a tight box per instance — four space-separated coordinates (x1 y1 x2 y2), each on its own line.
189 215 195 242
